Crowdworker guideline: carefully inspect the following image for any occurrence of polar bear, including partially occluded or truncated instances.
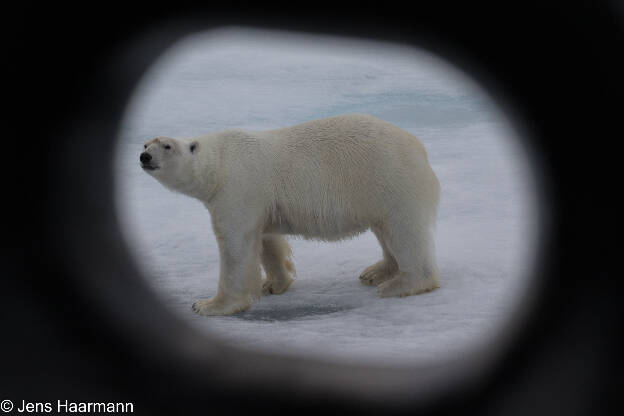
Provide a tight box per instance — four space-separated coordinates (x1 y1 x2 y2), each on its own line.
140 114 440 315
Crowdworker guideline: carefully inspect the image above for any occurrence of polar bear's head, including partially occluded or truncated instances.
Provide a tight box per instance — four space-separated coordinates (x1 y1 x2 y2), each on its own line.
140 136 201 195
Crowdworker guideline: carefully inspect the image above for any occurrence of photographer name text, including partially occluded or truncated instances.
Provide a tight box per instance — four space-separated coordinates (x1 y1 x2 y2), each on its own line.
2 399 133 413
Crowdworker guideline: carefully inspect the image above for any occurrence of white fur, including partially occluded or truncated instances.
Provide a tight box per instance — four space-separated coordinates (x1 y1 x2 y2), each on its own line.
141 114 440 315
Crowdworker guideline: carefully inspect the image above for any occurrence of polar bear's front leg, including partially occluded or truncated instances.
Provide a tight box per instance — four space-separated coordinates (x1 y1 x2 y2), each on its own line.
192 219 263 316
192 296 252 316
261 235 296 295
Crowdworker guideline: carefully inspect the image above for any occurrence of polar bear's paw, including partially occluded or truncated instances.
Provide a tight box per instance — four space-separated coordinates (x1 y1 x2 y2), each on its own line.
376 273 439 298
262 276 294 295
191 297 250 316
359 261 396 286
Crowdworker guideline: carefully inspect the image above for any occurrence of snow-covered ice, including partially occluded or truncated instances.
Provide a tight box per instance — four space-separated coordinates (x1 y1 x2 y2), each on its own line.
114 28 540 366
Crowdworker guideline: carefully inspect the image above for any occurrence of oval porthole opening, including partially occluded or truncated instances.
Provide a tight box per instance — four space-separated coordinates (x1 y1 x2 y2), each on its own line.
103 23 548 408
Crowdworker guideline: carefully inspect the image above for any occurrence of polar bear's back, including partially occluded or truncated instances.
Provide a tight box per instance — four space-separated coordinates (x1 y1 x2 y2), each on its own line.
273 113 425 151
270 114 429 168
261 114 440 240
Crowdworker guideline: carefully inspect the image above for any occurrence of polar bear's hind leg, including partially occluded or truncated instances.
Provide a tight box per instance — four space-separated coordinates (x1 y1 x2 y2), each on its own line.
376 219 440 298
359 229 398 286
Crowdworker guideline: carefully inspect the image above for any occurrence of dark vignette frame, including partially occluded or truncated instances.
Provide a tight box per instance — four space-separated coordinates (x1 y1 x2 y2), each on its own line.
4 2 622 415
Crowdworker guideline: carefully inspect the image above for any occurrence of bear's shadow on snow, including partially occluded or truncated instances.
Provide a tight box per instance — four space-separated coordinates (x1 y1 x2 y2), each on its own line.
231 304 354 322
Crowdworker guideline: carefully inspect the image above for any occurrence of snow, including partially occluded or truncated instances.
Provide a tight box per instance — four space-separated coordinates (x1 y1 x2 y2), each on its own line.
114 27 539 366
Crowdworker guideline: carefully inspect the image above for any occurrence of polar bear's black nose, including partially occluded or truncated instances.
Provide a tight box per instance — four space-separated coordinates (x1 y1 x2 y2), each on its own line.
140 152 152 163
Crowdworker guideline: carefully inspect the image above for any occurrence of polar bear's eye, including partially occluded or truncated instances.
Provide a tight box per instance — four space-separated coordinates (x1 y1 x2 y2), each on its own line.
164 144 171 150
143 144 147 149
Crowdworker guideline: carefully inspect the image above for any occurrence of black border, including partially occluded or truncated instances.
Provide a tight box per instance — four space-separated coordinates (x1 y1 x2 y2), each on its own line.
4 2 623 415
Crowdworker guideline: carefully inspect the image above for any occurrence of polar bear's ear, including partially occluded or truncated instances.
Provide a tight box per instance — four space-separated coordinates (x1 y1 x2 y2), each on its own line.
189 141 199 154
